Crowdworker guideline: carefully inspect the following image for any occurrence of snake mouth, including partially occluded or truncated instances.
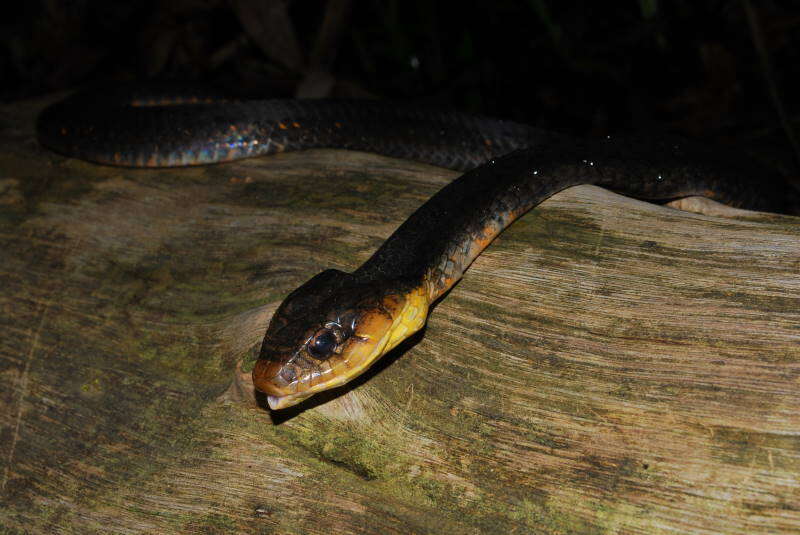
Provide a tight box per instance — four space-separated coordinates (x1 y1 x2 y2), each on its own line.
267 393 312 410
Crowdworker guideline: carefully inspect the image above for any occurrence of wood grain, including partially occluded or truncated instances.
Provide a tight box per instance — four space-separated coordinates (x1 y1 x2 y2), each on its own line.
0 97 798 534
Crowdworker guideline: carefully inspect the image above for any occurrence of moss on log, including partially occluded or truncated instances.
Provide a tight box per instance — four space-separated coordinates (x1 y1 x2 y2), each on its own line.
1 97 799 534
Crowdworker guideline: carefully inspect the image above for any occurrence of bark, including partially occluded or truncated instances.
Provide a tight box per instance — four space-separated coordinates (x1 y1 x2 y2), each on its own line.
1 97 799 535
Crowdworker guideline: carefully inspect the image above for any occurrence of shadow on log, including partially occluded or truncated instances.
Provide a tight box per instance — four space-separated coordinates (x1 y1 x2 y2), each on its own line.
1 97 798 534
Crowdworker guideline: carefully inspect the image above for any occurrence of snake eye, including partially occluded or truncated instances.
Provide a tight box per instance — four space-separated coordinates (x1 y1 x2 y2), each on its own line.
307 328 339 360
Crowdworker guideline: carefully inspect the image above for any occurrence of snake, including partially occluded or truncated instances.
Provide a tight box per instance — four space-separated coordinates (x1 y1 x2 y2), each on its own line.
37 87 793 410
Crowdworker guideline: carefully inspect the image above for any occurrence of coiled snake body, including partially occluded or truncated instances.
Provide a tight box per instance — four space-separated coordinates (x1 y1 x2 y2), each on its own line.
37 88 790 410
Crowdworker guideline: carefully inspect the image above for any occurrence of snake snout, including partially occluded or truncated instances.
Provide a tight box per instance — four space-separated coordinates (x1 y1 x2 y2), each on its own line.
252 359 292 396
252 358 316 410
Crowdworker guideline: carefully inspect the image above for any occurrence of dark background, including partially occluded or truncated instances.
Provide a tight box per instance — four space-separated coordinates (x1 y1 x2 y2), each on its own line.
4 0 800 190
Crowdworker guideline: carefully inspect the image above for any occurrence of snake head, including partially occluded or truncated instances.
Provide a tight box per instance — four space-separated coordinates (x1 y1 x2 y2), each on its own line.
252 269 427 410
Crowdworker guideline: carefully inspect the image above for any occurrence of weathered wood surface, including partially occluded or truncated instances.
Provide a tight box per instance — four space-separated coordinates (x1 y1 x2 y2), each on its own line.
1 97 799 535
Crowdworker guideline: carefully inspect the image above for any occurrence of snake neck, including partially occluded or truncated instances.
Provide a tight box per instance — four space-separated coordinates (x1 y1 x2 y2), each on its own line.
353 148 591 305
381 285 431 354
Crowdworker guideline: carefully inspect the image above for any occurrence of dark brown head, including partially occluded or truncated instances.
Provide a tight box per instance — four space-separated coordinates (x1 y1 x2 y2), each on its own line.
252 269 428 409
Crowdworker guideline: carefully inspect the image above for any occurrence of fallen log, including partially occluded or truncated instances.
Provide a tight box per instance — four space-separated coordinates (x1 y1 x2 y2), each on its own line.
0 97 798 534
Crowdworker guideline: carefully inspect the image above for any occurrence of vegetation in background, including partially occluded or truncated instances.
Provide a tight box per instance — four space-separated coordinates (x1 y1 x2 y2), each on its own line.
3 0 799 179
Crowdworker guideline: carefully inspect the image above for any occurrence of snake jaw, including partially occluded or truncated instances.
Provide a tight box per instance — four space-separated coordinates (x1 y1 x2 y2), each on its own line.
267 393 312 410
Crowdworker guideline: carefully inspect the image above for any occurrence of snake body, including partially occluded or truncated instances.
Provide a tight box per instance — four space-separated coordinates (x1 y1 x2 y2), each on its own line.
37 89 791 410
37 88 544 169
